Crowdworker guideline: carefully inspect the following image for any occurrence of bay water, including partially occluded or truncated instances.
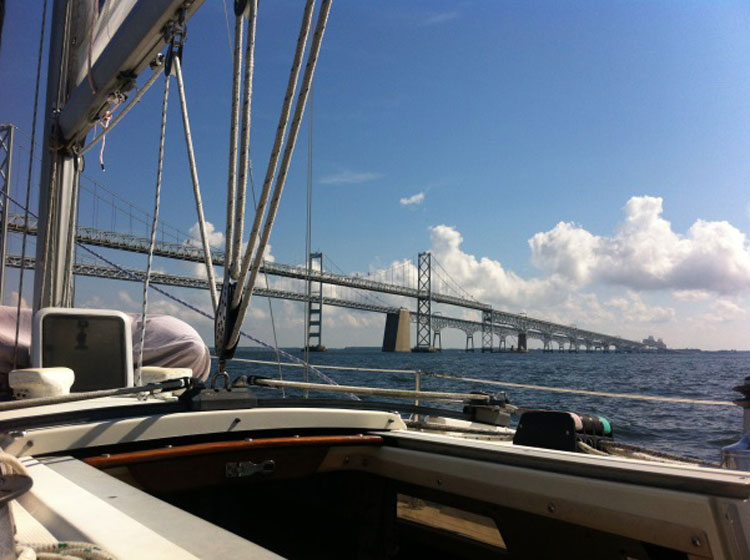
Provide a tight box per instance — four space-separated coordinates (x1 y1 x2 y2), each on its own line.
221 348 750 464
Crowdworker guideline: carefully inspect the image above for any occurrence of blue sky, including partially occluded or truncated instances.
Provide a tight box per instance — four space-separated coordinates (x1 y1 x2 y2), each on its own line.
1 1 750 350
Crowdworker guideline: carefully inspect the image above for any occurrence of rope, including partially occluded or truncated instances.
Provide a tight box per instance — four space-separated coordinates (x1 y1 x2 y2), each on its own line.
13 0 47 370
80 67 163 156
303 82 313 387
95 93 125 171
232 0 258 280
0 451 28 475
428 372 735 406
221 0 234 61
249 377 491 402
137 73 170 386
224 13 244 278
16 541 118 560
172 56 219 312
0 378 189 412
229 0 316 312
230 0 332 350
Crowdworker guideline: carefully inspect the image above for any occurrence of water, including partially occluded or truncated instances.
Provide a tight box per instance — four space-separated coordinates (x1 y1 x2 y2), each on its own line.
220 348 750 464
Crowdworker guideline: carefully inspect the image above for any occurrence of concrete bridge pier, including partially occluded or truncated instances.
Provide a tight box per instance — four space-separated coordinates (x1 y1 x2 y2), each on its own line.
498 336 506 352
517 332 528 352
382 309 411 352
433 330 443 351
465 333 475 352
557 341 565 352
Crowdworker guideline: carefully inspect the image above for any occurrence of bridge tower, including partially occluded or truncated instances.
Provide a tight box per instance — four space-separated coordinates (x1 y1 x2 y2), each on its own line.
413 252 434 352
0 125 14 304
481 309 493 352
305 252 325 351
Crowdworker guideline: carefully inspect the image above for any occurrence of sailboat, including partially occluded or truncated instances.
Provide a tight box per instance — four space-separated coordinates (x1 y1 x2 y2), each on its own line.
1 1 750 559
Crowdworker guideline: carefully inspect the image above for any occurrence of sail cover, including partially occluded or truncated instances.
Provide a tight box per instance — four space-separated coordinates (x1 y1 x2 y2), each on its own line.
68 0 139 93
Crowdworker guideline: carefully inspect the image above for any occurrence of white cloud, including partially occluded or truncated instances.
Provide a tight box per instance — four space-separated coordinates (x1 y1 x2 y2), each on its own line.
421 11 459 26
673 290 711 301
700 299 747 323
4 291 29 308
529 196 750 294
319 171 381 185
400 192 425 206
605 291 675 324
427 224 566 307
187 221 225 249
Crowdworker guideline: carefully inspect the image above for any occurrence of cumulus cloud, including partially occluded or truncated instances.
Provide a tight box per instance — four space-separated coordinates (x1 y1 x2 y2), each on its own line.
700 299 747 323
427 224 564 307
188 221 224 249
400 192 425 206
529 196 750 294
319 171 381 185
605 292 675 324
673 290 712 301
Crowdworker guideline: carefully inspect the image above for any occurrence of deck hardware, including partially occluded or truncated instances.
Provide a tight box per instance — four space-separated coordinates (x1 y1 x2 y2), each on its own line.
436 479 443 486
7 431 25 439
547 503 556 514
225 459 275 479
691 537 702 547
211 371 231 390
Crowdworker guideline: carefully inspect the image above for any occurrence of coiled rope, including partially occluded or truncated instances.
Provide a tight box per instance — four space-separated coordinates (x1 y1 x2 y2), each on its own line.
0 453 119 559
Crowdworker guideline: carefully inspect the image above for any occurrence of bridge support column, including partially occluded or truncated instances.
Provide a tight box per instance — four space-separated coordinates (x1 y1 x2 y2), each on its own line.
498 336 506 352
517 332 527 352
465 334 474 352
305 252 325 351
433 330 442 351
382 308 411 352
413 252 434 352
481 310 493 352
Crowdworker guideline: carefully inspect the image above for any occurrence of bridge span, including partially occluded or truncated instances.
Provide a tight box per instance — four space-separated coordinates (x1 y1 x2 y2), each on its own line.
6 253 650 352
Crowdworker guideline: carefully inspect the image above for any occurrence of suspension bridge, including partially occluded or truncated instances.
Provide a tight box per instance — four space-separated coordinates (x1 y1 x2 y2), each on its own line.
0 124 660 353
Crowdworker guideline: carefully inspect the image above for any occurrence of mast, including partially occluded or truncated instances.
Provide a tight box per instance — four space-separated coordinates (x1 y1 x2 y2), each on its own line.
34 0 78 309
33 0 206 311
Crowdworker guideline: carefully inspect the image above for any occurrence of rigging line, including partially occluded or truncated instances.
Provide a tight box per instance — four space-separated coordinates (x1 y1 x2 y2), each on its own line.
304 81 313 385
224 13 244 278
231 0 258 280
71 237 354 397
230 0 316 312
137 72 170 386
172 56 219 313
248 161 285 396
221 0 234 61
225 358 735 407
13 0 48 371
229 0 332 351
80 66 164 156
